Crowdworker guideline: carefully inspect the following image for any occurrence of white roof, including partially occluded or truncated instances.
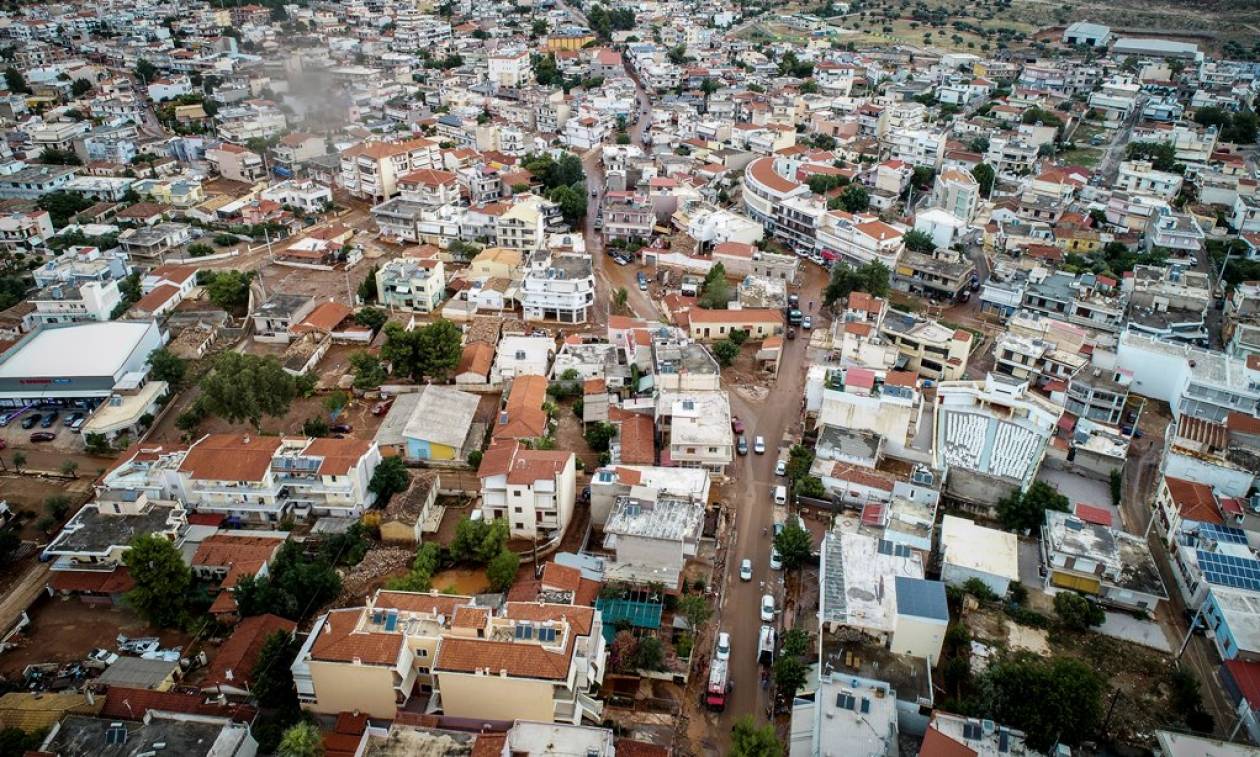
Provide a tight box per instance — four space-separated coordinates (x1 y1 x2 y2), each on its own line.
940 515 1020 580
402 385 481 449
0 322 154 379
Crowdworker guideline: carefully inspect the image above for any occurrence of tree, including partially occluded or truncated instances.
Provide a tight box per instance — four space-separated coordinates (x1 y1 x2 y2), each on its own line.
449 517 509 565
774 520 813 570
774 654 807 697
972 163 996 197
302 416 330 437
613 287 629 313
548 183 587 225
677 594 712 630
37 191 93 226
234 542 341 621
4 67 29 94
584 421 615 452
124 533 192 627
486 548 520 592
349 351 387 391
976 653 1102 750
532 19 549 36
147 348 187 388
354 306 387 334
997 480 1069 532
780 628 809 658
45 495 71 520
84 432 111 456
277 722 323 757
904 229 936 253
38 148 81 166
204 270 254 312
797 476 827 498
1053 591 1104 630
633 636 665 670
698 262 731 309
134 58 158 85
368 457 409 504
199 352 297 428
712 339 739 366
822 260 890 306
251 630 300 710
11 451 25 473
609 630 639 673
730 716 782 757
784 444 814 483
834 184 869 212
357 265 379 303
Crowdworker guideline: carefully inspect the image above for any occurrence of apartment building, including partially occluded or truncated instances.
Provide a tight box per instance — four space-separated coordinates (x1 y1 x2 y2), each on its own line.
1116 160 1184 201
293 590 604 724
340 138 442 202
43 491 187 577
879 309 971 381
375 255 446 313
271 132 327 167
478 440 577 540
1021 269 1127 334
816 368 924 453
206 143 266 184
893 249 976 301
1117 331 1260 422
259 179 332 214
396 168 461 207
488 50 533 88
496 196 548 252
743 157 811 249
603 193 655 241
816 212 905 269
0 210 53 252
520 251 595 324
28 279 121 326
886 128 947 170
930 168 981 223
656 391 733 477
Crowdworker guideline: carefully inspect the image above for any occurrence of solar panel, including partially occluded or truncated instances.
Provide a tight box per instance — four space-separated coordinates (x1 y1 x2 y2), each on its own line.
1197 550 1260 592
1199 523 1248 545
836 693 856 710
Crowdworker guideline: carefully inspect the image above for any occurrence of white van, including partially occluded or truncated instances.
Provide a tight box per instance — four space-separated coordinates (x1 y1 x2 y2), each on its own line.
773 485 787 505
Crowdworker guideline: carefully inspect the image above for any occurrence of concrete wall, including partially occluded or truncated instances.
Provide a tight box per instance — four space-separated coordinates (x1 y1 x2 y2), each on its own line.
943 468 1018 512
1164 452 1254 499
941 562 1011 599
890 615 947 666
436 671 556 722
307 660 398 718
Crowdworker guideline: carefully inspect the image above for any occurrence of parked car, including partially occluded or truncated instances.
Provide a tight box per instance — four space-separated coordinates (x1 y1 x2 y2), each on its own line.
773 485 786 505
760 594 776 622
63 412 82 427
731 416 745 434
753 436 765 454
330 424 353 433
69 416 86 433
21 413 41 430
787 293 799 308
40 412 58 428
775 459 786 476
739 559 753 581
801 316 812 330
371 400 393 416
715 632 731 661
769 547 783 571
736 435 748 455
29 432 55 442
637 271 648 291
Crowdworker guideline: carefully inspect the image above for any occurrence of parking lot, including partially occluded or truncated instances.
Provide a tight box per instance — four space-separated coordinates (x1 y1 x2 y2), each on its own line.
0 406 92 455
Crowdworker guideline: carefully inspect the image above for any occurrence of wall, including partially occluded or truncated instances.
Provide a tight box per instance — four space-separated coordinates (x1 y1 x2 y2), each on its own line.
943 468 1018 512
1164 452 1254 499
436 671 556 722
306 661 398 718
890 615 946 666
406 438 457 462
941 562 1011 598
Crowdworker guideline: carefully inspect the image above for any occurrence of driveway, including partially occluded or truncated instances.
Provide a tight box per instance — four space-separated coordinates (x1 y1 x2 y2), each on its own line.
1097 611 1173 653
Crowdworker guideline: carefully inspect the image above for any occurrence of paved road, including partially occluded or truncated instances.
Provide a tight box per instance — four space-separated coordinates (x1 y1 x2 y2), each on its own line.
0 561 50 641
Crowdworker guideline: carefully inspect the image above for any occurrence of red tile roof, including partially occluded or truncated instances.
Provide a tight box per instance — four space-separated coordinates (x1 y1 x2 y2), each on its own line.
179 434 283 482
100 687 256 722
618 413 656 465
919 726 978 757
493 375 550 441
310 609 404 666
1164 475 1222 525
203 613 296 689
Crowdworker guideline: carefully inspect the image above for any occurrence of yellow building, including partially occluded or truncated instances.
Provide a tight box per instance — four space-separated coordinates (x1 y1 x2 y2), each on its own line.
469 246 524 280
546 32 596 51
687 307 784 341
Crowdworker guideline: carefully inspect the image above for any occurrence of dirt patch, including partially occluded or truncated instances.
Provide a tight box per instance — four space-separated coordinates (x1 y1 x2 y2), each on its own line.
429 567 489 595
0 596 193 678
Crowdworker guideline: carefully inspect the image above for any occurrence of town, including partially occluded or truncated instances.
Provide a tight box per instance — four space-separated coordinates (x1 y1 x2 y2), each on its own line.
0 0 1257 755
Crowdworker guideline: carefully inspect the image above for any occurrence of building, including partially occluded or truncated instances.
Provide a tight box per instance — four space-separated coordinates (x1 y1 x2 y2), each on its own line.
206 143 266 184
930 168 981 223
0 321 164 410
520 251 595 324
789 671 898 757
375 255 446 313
1117 332 1260 422
38 711 256 757
938 514 1019 597
932 373 1061 509
602 494 704 589
921 712 1037 756
293 591 605 724
0 165 78 199
488 50 533 87
116 222 193 261
657 391 734 477
44 492 185 585
479 440 577 539
0 210 54 252
491 374 550 443
686 308 784 342
879 310 971 381
340 138 442 202
27 279 122 326
252 294 316 344
1042 509 1167 612
1062 20 1111 46
401 385 481 461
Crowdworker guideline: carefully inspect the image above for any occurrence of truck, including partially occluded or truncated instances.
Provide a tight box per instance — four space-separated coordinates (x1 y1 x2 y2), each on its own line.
758 625 775 667
705 657 731 711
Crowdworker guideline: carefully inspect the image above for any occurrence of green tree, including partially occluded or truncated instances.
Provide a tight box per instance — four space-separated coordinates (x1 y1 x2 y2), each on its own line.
698 263 731 309
834 184 869 212
357 265 379 302
997 480 1069 532
204 270 254 311
796 476 826 499
584 422 615 452
323 390 349 418
977 653 1103 750
903 229 936 253
277 721 323 757
823 261 889 306
353 306 387 334
774 654 807 697
613 286 629 313
348 351 387 391
302 416 330 437
972 163 996 197
36 191 93 226
774 519 813 570
251 630 300 710
548 183 587 225
677 594 712 630
1053 591 1104 630
532 19 549 36
11 451 25 473
44 495 71 520
1109 469 1122 507
781 628 809 658
368 457 409 504
234 542 341 621
146 348 187 388
124 533 192 627
84 432 112 456
4 66 29 94
486 548 520 592
59 459 79 479
730 716 782 757
38 148 82 166
134 58 158 85
199 352 297 428
633 635 665 670
712 339 739 366
785 444 814 483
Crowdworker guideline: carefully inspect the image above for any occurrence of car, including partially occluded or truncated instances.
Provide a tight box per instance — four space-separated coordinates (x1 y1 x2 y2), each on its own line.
753 436 765 454
787 308 802 325
29 432 55 442
760 594 776 622
637 271 648 291
69 416 86 433
739 559 753 581
40 411 58 428
715 632 731 661
736 435 748 455
330 423 353 433
769 547 783 570
731 416 745 434
775 459 786 476
787 293 799 308
21 413 41 430
591 189 598 197
612 254 630 266
371 400 393 416
786 327 796 340
801 316 812 330
773 485 787 505
63 412 82 427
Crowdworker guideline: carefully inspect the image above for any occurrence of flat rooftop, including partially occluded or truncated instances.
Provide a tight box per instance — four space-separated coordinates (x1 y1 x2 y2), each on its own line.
47 502 180 555
605 495 704 542
0 321 155 380
820 630 933 707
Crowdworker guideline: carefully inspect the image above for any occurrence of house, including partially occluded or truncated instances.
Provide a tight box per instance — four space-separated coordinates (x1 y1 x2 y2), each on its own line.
601 494 704 589
201 614 297 698
402 385 481 461
341 138 442 202
252 293 316 344
116 222 192 260
879 310 971 381
1154 475 1222 549
96 658 182 691
938 515 1020 597
39 711 256 757
921 712 1036 756
789 671 899 757
379 471 440 545
493 336 555 383
28 279 121 326
1041 509 1167 612
685 308 783 341
479 440 577 539
657 391 734 477
492 374 550 443
520 251 596 324
191 531 287 618
588 465 711 526
292 591 605 723
455 342 495 385
376 255 446 313
206 143 266 184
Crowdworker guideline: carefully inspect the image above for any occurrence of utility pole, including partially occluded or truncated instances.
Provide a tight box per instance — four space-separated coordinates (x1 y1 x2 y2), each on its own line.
1175 603 1204 661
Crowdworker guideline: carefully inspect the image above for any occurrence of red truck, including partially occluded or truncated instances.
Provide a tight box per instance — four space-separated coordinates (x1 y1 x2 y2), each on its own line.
704 658 731 711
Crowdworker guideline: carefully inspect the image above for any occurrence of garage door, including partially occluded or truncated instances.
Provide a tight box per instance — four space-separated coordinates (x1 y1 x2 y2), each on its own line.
1050 571 1101 594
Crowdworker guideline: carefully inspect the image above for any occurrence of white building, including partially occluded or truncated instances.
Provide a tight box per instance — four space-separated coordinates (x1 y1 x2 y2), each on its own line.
27 279 121 326
938 515 1020 597
520 251 595 324
478 440 578 539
